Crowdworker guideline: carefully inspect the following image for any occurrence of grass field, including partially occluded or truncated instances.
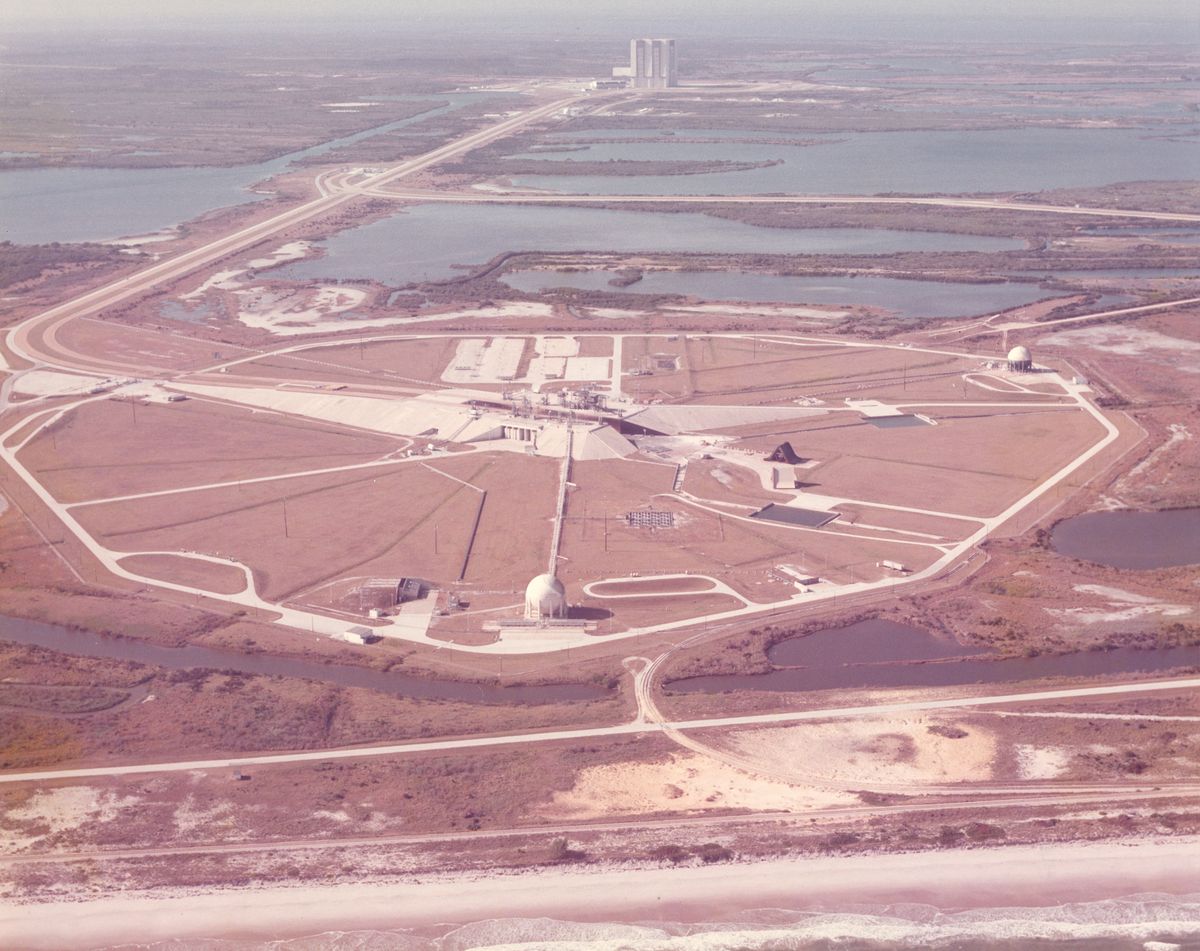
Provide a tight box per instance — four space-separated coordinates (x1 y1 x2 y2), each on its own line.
75 452 558 601
731 407 1105 516
21 398 400 503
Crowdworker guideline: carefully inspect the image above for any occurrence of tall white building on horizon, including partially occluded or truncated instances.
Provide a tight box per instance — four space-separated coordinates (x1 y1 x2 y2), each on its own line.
612 38 678 88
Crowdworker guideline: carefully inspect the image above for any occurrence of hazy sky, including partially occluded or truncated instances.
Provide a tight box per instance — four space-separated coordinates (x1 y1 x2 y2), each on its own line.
5 0 1198 21
4 0 1197 39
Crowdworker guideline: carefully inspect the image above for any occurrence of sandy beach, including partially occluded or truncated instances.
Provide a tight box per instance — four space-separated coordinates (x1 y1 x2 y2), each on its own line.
4 837 1200 949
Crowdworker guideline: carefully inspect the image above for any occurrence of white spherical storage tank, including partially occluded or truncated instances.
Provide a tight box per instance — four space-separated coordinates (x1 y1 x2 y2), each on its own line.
1007 345 1033 372
525 573 568 619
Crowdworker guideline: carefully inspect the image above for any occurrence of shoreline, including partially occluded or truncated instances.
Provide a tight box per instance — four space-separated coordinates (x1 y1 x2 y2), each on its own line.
4 836 1200 949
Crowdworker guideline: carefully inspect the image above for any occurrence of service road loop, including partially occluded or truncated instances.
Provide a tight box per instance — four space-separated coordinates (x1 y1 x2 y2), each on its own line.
0 331 1128 651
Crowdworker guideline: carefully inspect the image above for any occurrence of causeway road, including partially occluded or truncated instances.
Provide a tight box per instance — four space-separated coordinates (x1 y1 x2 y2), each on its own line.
6 94 586 374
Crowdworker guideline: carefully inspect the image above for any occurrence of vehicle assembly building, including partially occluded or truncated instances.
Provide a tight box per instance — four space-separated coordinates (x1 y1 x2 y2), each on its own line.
612 38 678 88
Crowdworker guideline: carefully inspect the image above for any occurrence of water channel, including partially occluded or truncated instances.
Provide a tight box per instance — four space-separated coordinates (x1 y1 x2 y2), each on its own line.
0 615 609 705
667 617 1200 694
0 94 486 245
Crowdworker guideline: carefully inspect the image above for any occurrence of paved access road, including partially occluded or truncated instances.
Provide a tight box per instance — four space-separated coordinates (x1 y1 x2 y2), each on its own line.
6 93 586 374
4 674 1199 785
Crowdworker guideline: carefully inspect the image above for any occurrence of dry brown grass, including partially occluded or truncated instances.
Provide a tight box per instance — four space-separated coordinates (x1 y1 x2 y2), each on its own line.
727 407 1107 517
577 336 614 358
74 451 559 601
21 398 399 503
590 576 717 596
53 317 235 372
832 503 980 541
117 554 248 595
684 457 790 507
557 457 935 602
0 641 629 770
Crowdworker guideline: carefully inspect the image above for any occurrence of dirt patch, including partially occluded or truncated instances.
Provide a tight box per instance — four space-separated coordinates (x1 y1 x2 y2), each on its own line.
719 714 997 788
543 751 852 819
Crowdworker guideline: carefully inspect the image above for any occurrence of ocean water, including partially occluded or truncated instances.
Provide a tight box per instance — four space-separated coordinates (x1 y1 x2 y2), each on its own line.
106 895 1200 950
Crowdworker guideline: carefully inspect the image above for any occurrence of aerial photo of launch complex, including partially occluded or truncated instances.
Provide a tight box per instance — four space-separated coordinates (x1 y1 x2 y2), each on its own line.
0 11 1199 948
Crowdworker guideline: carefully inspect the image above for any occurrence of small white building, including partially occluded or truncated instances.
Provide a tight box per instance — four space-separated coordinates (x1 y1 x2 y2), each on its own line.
334 625 375 645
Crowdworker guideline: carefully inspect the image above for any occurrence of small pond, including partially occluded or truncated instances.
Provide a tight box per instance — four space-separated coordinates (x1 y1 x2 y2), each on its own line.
1051 508 1200 570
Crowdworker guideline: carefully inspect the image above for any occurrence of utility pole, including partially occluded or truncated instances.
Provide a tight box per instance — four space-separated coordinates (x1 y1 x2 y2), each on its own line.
283 500 289 538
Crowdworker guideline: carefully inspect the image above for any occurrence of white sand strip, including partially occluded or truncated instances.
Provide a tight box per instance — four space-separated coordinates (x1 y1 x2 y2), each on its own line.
2 838 1198 950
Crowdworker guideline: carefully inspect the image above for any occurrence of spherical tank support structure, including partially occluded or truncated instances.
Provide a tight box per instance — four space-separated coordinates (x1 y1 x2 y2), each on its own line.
1007 345 1033 372
525 573 568 620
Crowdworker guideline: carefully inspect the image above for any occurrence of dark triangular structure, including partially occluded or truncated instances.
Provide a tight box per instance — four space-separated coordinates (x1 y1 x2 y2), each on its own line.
766 441 803 464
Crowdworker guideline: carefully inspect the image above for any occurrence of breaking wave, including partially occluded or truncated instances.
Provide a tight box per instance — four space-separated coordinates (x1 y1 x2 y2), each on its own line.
109 894 1200 950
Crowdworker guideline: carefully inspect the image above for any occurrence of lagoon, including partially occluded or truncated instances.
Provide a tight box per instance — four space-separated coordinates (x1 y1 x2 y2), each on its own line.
501 268 1052 319
278 203 1023 287
510 127 1199 196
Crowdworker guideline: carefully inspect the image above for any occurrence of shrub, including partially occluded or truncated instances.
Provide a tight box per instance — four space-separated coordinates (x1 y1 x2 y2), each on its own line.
695 843 734 864
965 822 1006 841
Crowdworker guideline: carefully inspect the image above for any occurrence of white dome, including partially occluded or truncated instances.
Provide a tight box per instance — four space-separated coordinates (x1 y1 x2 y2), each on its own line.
525 573 567 619
1007 345 1032 363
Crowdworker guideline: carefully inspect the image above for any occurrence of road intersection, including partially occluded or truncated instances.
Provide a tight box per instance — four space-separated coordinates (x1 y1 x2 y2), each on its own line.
3 672 1199 786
